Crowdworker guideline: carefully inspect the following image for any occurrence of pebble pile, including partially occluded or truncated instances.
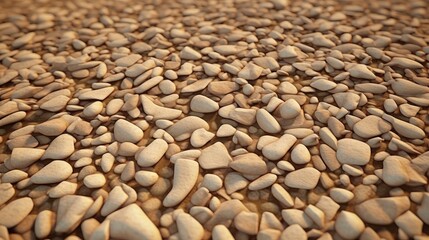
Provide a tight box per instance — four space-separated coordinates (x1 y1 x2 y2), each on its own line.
0 0 428 239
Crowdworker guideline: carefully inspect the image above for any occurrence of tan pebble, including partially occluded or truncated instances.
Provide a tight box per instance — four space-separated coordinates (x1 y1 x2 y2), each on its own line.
335 211 365 239
336 138 370 165
136 139 168 167
230 153 267 175
284 167 320 190
31 160 73 184
42 134 76 160
0 197 33 228
355 196 410 225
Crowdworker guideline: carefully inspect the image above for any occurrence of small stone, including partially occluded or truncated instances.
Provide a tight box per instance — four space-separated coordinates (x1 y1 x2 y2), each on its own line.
248 173 277 191
284 167 320 190
190 128 215 148
353 115 391 138
329 188 354 203
256 109 281 134
35 210 55 239
0 197 33 228
355 196 410 225
382 156 410 187
0 183 15 206
106 204 162 240
262 134 297 161
163 159 199 207
279 45 298 58
31 160 73 184
291 144 311 164
212 225 234 240
190 95 219 113
387 57 424 69
83 101 103 117
35 118 68 136
336 138 370 165
136 139 168 167
101 186 129 216
271 184 294 207
238 62 263 80
253 57 280 71
230 153 268 175
9 148 45 169
395 211 423 237
281 209 313 228
234 211 259 235
280 224 307 240
140 95 182 120
201 174 223 191
167 116 209 141
176 213 204 240
83 173 106 188
279 99 301 119
115 54 141 67
135 171 159 187
180 46 202 60
114 119 144 143
202 63 221 76
42 134 76 160
78 87 115 101
55 195 94 233
198 142 232 169
335 211 365 239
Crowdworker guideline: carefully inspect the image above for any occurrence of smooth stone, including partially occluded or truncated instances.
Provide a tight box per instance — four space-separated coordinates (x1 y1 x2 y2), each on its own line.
281 209 313 228
35 118 68 136
353 115 391 138
335 211 365 239
348 64 376 79
31 160 73 184
284 167 320 190
262 134 297 161
212 225 234 240
163 159 199 207
114 119 144 143
279 45 298 58
140 95 182 120
355 196 410 225
167 116 209 141
42 134 76 160
201 174 223 192
271 183 294 207
180 46 202 60
291 144 311 164
382 156 410 186
253 57 279 71
83 101 103 117
55 195 93 233
40 95 70 112
135 171 159 187
9 147 45 169
190 95 219 113
106 204 162 240
115 54 141 67
190 128 215 148
136 139 168 167
35 210 55 239
248 173 277 191
333 92 360 110
78 87 114 101
0 183 15 206
225 172 249 194
329 188 354 203
47 181 77 198
280 224 307 240
205 199 248 230
216 124 237 137
198 142 232 169
279 99 301 119
395 211 423 237
256 109 281 134
387 57 424 69
83 173 106 188
238 62 263 80
230 153 268 175
176 213 204 240
234 211 259 235
336 138 370 165
0 197 33 228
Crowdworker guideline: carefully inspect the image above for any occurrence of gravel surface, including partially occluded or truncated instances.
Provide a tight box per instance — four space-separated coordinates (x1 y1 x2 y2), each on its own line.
0 0 429 239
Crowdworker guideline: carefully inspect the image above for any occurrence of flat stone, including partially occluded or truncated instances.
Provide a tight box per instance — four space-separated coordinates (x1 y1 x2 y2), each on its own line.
0 197 33 228
395 211 423 237
167 116 209 141
382 156 410 186
190 128 215 148
114 119 144 143
136 139 168 167
140 95 182 120
35 118 68 136
234 211 259 235
281 209 313 228
353 115 391 138
279 99 301 119
101 186 129 216
83 173 106 188
291 144 311 164
55 195 93 233
205 199 248 230
230 153 268 175
271 183 294 207
0 183 15 206
355 196 410 225
238 62 263 80
106 204 162 240
285 167 320 190
335 211 365 239
31 160 73 184
190 95 219 113
163 159 199 207
78 87 114 101
198 142 232 169
135 171 159 187
256 109 281 134
280 224 307 240
180 46 202 60
262 134 297 161
253 57 280 71
387 57 424 69
348 64 376 79
336 138 370 165
115 54 141 67
42 134 76 160
9 147 45 169
176 213 204 240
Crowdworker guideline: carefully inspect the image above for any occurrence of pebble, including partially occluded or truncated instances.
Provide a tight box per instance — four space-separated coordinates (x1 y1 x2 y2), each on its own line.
336 138 370 165
35 118 68 136
248 173 277 191
78 87 114 101
329 188 354 203
163 159 199 207
256 109 281 133
335 211 365 239
83 173 106 188
0 111 26 127
83 101 104 117
280 224 307 240
238 62 263 80
212 225 234 240
395 211 423 237
201 174 223 192
353 115 391 138
0 183 15 206
382 156 409 186
42 134 76 160
176 213 204 240
136 139 168 167
167 116 209 141
284 167 320 189
279 45 298 58
230 153 268 175
30 160 73 184
135 171 159 187
234 211 259 235
106 204 161 240
35 210 55 239
262 134 297 161
387 57 424 69
0 197 33 228
190 95 219 113
279 99 301 119
190 128 215 147
198 142 232 169
140 95 182 120
281 209 313 228
114 119 144 143
348 64 376 80
115 54 141 67
355 196 410 225
271 184 294 207
8 147 45 169
180 46 202 60
291 144 311 164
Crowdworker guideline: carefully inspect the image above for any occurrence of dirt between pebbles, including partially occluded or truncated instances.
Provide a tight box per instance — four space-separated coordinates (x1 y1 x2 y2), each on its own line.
0 0 429 239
